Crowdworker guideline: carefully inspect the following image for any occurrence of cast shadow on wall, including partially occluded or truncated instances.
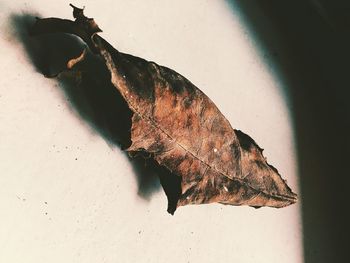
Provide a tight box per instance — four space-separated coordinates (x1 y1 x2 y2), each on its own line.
10 13 181 215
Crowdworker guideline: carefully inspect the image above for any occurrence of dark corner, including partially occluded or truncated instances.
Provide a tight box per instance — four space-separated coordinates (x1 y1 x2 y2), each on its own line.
226 0 350 262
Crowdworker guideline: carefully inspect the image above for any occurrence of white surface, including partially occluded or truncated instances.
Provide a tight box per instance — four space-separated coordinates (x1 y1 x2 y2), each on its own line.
0 1 302 262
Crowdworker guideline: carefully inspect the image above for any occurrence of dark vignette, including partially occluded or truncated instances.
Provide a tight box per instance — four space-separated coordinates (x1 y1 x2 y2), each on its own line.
226 0 350 262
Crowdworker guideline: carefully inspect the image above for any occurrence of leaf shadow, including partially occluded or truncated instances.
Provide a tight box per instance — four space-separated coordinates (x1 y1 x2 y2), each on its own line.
9 13 181 213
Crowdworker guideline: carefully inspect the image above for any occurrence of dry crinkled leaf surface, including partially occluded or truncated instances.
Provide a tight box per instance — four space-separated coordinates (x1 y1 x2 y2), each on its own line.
31 5 297 214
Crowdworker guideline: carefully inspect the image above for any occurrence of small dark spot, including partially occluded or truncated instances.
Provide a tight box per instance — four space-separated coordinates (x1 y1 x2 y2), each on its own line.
255 160 267 169
172 97 178 107
226 179 241 194
75 158 78 160
45 212 48 215
235 129 263 153
115 52 155 103
183 97 193 109
159 66 195 95
231 142 241 161
170 80 185 94
162 155 185 172
211 117 227 136
44 201 47 204
185 115 193 127
148 139 166 153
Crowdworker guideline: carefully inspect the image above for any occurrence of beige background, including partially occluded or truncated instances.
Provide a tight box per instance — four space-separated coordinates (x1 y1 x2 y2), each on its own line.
0 1 302 262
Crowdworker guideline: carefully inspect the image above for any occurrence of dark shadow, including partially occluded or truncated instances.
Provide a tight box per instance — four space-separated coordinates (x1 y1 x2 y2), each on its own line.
10 13 181 213
226 0 350 262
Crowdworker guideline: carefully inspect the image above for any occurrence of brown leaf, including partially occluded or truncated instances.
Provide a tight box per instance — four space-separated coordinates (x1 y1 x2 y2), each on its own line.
31 5 297 213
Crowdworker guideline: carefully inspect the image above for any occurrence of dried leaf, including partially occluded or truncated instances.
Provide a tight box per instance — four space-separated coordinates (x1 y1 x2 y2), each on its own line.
31 5 297 214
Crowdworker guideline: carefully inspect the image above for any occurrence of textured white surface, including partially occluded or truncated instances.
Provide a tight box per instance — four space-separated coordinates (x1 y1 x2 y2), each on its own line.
0 1 302 262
